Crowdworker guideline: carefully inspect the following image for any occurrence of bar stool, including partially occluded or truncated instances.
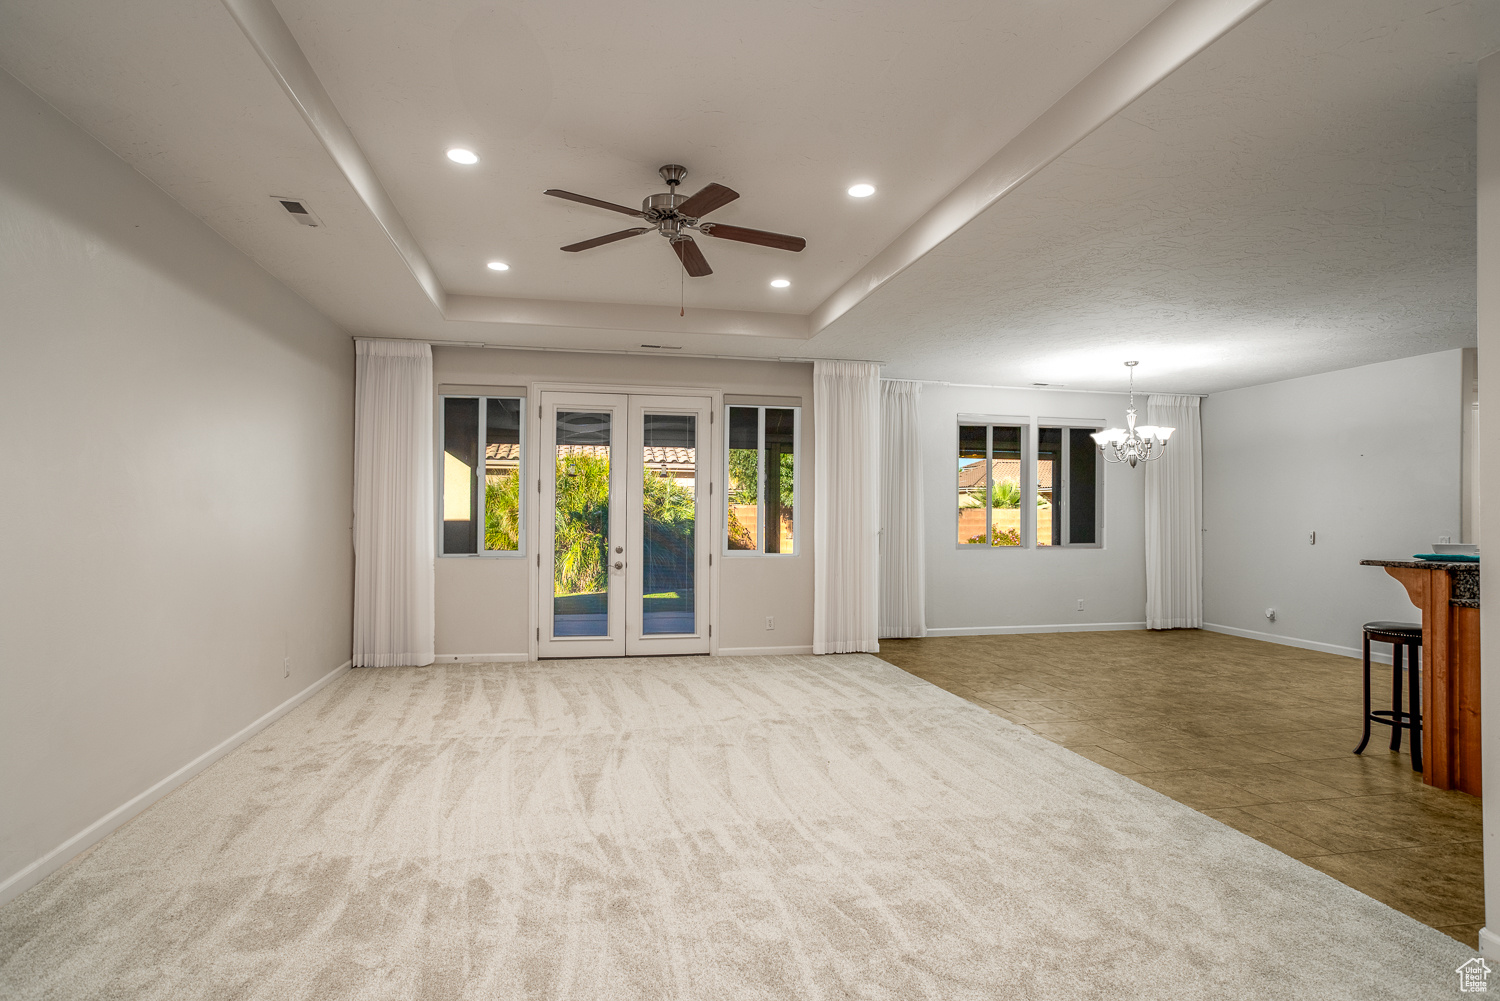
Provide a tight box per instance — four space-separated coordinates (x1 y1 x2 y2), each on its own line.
1353 620 1422 771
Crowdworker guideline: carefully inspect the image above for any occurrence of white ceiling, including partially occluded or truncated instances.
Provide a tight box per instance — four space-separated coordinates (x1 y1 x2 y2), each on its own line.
0 0 1491 393
275 0 1175 313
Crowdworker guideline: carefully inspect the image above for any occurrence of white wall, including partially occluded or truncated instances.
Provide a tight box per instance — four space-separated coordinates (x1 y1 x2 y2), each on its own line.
1476 49 1500 959
0 71 354 901
431 347 814 656
1202 350 1464 658
917 384 1148 633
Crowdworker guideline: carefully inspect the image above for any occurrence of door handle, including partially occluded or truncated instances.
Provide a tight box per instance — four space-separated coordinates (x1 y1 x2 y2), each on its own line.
614 561 624 570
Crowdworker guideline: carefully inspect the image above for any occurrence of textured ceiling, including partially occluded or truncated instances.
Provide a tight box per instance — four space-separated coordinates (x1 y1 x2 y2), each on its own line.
0 0 1492 393
806 0 1493 393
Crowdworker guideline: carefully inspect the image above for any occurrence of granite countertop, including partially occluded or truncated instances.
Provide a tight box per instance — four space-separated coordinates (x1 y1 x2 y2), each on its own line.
1362 559 1480 607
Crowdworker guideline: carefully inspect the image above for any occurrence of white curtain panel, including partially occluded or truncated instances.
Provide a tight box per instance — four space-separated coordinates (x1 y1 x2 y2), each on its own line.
1144 394 1203 630
813 361 882 654
879 380 926 638
353 339 435 667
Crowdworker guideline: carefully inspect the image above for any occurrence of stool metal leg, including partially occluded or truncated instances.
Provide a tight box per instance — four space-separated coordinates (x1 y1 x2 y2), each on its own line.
1409 644 1423 773
1354 631 1372 755
1389 642 1404 753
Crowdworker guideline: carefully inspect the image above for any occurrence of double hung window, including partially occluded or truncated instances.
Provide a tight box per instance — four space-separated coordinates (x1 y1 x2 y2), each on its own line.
440 396 524 555
725 405 799 554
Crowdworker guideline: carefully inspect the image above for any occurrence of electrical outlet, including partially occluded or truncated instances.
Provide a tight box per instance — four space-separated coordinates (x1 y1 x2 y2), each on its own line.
283 655 290 678
1076 599 1085 611
1308 531 1316 545
765 616 775 631
1265 608 1276 622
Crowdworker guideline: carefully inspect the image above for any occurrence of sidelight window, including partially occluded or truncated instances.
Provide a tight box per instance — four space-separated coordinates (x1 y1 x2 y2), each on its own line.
725 405 799 555
440 396 524 555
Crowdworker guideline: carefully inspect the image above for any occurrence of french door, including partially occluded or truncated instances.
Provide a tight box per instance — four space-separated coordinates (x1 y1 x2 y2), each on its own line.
536 392 712 657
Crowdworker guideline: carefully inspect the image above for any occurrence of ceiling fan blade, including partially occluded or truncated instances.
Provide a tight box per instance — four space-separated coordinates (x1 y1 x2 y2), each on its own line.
676 182 740 219
544 189 645 218
561 228 651 253
672 237 713 277
701 223 806 253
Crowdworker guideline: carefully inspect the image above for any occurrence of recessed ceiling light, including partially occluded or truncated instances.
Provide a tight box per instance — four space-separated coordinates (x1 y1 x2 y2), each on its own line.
770 278 791 288
487 261 509 271
447 148 479 165
847 183 875 198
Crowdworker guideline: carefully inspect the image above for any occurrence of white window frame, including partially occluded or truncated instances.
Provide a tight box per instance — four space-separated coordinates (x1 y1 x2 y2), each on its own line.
722 404 801 557
1036 419 1105 549
956 416 1032 550
437 394 527 558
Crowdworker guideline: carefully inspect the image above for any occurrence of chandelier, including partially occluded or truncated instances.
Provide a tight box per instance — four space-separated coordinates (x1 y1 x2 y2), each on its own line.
1091 361 1174 467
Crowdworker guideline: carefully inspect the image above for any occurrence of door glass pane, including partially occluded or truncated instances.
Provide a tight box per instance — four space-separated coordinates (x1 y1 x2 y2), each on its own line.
554 411 611 637
727 406 759 550
1069 428 1098 545
442 398 479 554
642 414 696 635
990 426 1022 547
958 425 987 545
1037 427 1062 547
484 398 521 552
765 408 796 553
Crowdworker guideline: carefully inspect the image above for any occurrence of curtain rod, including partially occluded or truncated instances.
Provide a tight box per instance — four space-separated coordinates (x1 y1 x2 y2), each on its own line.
353 335 812 365
884 377 1208 398
353 337 1207 394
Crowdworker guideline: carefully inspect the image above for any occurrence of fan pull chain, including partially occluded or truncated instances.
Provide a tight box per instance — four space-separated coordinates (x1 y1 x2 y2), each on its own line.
680 257 685 317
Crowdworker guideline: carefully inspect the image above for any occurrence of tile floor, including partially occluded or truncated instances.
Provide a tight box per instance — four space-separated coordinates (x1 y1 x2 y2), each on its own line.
875 629 1484 947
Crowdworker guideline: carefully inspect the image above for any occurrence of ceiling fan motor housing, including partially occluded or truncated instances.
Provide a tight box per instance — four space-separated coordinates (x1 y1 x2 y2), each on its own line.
643 191 686 221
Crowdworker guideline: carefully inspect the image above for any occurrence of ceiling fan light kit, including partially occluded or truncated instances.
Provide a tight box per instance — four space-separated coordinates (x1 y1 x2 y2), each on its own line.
545 165 807 278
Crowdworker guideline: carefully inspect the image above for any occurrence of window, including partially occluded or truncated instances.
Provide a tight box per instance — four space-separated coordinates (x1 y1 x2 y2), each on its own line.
441 396 523 555
725 405 798 554
957 423 1025 547
1038 425 1101 547
957 420 1101 548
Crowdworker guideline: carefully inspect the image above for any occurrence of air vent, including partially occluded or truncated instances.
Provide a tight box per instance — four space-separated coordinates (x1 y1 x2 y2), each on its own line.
271 196 321 227
640 344 683 350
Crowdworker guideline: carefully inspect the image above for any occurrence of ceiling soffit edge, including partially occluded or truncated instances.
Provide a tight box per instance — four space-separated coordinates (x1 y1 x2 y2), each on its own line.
219 0 1270 341
808 0 1274 333
443 295 810 338
219 0 446 313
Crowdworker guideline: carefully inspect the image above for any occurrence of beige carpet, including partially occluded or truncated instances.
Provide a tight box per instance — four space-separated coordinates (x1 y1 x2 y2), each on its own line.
0 654 1474 999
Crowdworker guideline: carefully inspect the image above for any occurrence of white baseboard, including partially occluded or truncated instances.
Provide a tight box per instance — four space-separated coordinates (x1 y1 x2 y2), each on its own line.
717 644 816 656
1202 623 1386 663
1479 926 1499 958
433 653 530 663
925 621 1147 637
0 658 352 909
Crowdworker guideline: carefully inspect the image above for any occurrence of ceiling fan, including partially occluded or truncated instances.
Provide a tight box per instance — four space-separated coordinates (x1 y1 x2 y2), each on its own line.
544 164 806 277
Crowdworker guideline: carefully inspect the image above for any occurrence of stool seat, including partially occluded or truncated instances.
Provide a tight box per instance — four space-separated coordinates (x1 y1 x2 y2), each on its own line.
1355 622 1422 771
1363 620 1422 640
